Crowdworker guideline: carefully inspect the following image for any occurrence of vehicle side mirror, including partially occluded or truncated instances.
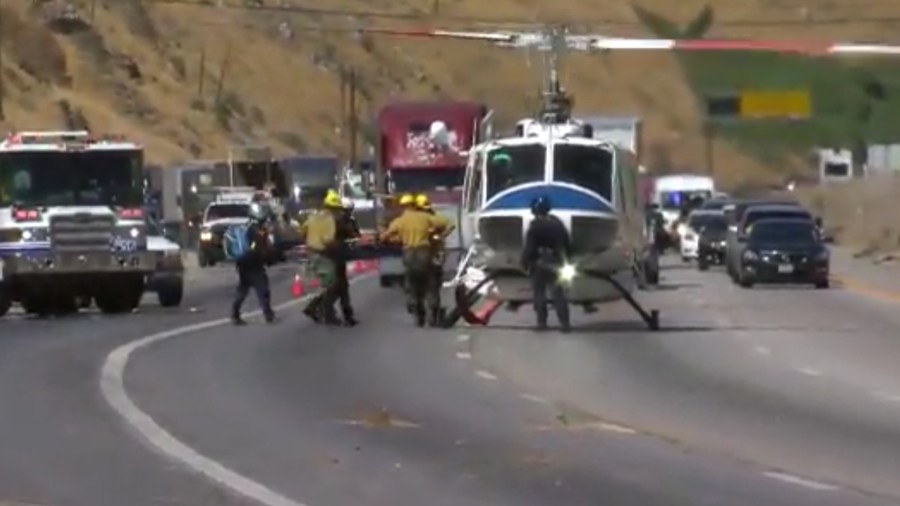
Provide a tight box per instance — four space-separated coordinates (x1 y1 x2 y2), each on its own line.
822 233 835 244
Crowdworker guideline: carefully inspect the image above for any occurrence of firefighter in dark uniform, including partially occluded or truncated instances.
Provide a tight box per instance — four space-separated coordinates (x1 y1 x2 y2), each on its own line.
520 196 572 332
300 190 343 325
231 203 276 325
414 193 455 326
331 197 361 326
380 199 444 327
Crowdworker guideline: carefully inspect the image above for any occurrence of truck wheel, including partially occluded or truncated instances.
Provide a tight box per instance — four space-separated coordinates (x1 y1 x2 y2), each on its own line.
96 277 144 314
379 275 394 288
0 286 11 317
157 278 184 307
23 296 53 318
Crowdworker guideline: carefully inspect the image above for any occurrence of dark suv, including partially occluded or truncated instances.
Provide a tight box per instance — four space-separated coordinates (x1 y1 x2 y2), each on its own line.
735 218 830 289
726 203 811 281
696 212 728 270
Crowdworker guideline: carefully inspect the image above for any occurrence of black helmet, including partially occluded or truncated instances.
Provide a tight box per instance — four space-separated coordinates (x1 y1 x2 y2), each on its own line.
531 196 551 216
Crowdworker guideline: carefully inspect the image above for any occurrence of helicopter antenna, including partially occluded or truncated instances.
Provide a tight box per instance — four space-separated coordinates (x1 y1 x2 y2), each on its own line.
538 24 574 125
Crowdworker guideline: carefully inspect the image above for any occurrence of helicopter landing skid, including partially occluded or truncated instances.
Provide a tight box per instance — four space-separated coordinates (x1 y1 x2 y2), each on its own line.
585 272 660 331
440 276 496 328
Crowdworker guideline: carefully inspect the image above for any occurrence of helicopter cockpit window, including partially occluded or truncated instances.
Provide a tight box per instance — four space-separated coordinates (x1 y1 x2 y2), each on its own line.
484 144 545 200
553 144 613 201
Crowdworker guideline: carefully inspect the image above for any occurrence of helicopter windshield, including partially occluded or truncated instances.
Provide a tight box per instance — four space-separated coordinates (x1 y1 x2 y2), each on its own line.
553 144 613 200
484 144 546 200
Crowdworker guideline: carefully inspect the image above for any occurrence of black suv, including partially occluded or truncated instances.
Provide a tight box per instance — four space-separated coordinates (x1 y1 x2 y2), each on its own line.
696 212 728 270
735 218 830 289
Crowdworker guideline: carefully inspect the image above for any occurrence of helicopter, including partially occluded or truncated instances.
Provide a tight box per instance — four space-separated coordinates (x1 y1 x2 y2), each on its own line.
354 23 900 330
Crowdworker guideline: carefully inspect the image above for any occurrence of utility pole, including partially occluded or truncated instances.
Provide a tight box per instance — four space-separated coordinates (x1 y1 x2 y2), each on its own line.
348 67 358 171
0 2 5 121
704 120 715 177
339 65 347 162
214 41 232 107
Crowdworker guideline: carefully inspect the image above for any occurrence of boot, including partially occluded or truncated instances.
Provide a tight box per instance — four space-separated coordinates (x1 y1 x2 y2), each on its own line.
342 310 359 327
428 307 443 327
303 299 321 323
415 307 427 327
231 315 247 326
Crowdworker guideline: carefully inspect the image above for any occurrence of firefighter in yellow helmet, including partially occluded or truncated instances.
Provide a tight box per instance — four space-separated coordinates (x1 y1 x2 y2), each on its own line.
415 193 455 325
381 193 445 327
398 193 415 207
299 189 344 325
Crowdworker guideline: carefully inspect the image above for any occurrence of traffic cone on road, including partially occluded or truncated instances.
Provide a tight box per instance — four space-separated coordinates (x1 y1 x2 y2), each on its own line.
291 274 304 298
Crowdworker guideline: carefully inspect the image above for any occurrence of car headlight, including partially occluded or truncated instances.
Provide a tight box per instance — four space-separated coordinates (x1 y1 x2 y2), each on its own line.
199 230 213 241
677 223 688 237
129 227 141 238
559 263 577 282
742 249 758 261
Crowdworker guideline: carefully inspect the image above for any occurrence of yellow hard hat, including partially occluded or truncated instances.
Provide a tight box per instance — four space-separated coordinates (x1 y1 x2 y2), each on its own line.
398 193 414 206
323 189 342 208
415 193 430 209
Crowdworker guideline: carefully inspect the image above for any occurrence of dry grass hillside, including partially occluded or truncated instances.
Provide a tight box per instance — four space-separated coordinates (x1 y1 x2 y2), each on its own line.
2 0 900 191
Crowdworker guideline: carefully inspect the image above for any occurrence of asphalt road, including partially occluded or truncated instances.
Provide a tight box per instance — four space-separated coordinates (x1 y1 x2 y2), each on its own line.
3 259 900 505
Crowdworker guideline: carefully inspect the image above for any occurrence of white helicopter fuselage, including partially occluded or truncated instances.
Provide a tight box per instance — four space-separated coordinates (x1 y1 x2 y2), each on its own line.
458 121 646 304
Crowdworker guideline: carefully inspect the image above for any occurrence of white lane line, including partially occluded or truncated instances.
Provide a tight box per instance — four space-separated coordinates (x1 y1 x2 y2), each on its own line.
455 351 472 360
101 274 374 506
519 393 550 405
763 471 839 492
795 367 822 377
754 345 771 356
475 370 498 380
872 390 900 403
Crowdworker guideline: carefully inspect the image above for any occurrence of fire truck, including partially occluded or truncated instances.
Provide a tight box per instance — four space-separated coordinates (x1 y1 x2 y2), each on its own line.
0 130 158 317
374 100 493 287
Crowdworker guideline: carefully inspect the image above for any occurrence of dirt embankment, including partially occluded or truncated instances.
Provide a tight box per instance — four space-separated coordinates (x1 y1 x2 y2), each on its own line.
798 177 900 259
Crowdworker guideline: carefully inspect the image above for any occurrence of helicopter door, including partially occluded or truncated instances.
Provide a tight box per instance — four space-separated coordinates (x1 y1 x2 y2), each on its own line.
460 149 483 249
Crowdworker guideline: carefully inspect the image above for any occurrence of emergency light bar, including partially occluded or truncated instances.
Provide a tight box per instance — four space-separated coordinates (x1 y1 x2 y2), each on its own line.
215 192 255 203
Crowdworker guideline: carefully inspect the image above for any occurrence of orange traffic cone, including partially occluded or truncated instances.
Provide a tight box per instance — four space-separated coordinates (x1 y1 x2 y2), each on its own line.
291 274 304 298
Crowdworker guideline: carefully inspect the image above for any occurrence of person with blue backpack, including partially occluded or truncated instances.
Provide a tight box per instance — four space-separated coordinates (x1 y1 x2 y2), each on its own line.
225 202 276 325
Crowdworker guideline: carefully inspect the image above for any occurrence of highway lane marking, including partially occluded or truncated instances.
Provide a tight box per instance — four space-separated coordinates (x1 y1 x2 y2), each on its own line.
519 393 550 405
795 367 822 377
834 274 900 306
101 273 375 506
872 391 900 403
754 345 771 356
532 421 638 435
763 471 840 492
475 370 498 380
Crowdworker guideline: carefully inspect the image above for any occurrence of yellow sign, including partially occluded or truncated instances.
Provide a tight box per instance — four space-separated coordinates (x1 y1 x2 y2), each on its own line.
739 90 811 119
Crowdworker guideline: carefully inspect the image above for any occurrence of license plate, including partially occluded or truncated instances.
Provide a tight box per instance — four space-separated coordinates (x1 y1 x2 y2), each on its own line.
777 264 794 274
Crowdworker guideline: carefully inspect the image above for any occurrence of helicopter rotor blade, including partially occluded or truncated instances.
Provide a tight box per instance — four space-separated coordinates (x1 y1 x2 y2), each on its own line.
586 37 900 56
355 27 900 56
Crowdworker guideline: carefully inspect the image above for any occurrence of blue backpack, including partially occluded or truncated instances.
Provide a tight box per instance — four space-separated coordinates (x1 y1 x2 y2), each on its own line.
223 223 251 261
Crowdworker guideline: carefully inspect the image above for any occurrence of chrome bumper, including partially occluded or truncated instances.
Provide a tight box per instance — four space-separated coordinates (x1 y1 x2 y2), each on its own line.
1 250 157 276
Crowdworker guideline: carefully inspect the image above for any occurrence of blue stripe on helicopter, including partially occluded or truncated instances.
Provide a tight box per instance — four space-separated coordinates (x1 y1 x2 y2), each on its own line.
483 184 614 213
0 242 51 252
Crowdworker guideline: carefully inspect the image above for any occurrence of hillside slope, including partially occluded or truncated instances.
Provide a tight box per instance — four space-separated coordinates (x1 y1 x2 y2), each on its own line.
2 0 898 188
